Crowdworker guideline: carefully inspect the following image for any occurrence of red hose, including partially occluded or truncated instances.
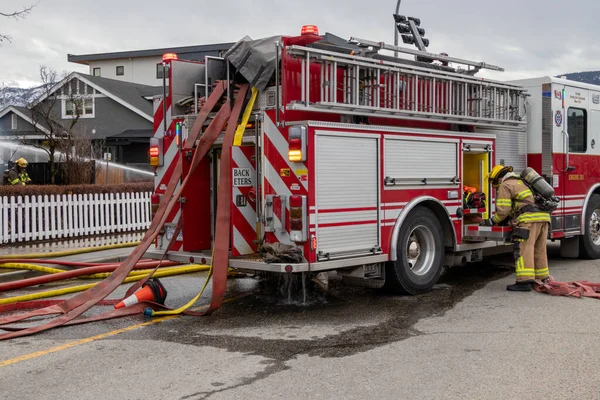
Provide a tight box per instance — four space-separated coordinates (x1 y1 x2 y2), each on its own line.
0 299 119 313
0 260 180 292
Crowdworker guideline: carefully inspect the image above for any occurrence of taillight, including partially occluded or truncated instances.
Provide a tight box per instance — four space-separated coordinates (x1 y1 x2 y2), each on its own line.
151 193 160 218
149 137 163 167
289 195 307 242
288 126 307 163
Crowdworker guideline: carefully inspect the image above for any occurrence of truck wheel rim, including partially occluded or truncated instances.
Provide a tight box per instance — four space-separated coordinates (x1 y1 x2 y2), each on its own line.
590 209 600 246
406 225 435 276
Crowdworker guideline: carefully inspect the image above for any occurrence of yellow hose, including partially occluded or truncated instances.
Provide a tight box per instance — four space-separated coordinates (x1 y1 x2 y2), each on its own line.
0 263 65 274
0 264 210 305
82 266 195 279
149 249 215 316
0 241 140 260
0 262 182 280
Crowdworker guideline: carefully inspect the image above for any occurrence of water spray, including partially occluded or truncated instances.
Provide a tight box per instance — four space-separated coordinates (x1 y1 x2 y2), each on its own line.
0 140 153 177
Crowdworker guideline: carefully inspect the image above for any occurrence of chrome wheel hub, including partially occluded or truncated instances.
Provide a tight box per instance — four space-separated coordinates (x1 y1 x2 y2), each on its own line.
406 225 436 276
590 209 600 246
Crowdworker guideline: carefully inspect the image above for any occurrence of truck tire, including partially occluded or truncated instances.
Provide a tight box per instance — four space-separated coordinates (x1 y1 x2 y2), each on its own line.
580 194 600 259
384 206 444 295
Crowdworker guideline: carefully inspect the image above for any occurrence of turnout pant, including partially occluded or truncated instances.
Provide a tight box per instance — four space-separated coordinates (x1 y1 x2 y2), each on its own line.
513 221 549 282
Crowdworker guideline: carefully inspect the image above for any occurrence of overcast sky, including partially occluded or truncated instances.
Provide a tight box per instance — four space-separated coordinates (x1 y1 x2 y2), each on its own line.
1 0 599 87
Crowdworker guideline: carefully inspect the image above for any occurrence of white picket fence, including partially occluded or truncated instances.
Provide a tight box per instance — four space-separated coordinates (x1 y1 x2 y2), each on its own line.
0 192 152 244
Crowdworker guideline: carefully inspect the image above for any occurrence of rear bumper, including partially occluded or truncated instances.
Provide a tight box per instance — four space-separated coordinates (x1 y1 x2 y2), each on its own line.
143 249 309 273
143 250 388 273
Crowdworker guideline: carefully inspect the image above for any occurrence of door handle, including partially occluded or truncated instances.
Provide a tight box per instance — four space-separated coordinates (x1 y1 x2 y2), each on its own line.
561 129 570 173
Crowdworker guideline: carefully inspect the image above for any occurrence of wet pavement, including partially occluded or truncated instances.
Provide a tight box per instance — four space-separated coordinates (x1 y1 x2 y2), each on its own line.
1 243 600 399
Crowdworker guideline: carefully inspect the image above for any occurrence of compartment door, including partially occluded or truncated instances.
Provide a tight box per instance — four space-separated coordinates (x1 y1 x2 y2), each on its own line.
315 133 380 259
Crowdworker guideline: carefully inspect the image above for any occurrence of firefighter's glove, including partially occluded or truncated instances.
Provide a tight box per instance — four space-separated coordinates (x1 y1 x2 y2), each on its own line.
479 218 494 227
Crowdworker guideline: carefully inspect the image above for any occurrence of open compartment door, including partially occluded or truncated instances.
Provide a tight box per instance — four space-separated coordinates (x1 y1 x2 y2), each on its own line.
461 140 494 242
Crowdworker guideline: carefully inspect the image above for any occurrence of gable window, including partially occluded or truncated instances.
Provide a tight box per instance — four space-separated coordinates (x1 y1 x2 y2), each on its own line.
567 107 587 153
11 114 17 130
116 66 124 76
62 98 95 119
93 67 101 77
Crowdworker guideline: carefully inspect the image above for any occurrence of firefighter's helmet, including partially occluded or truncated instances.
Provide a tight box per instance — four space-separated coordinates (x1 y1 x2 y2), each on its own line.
15 158 28 168
487 164 513 188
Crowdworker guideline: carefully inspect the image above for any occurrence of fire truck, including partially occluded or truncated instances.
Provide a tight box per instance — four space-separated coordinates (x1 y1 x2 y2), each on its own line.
145 23 600 295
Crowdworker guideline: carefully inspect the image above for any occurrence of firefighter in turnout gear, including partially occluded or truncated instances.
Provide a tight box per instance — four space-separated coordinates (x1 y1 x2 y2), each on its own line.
480 165 551 291
7 158 32 185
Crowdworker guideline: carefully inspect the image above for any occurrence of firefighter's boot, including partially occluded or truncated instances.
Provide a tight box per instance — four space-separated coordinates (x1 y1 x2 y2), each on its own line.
506 281 533 292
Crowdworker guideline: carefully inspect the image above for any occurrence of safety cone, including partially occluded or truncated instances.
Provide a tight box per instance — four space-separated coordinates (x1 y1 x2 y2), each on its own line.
114 279 167 309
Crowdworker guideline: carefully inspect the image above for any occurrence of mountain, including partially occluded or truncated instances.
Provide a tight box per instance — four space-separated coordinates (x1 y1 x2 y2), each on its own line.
0 85 47 110
557 71 600 85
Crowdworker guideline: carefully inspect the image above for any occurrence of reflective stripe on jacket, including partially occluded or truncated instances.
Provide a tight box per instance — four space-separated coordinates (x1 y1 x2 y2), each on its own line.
8 169 30 185
492 173 551 224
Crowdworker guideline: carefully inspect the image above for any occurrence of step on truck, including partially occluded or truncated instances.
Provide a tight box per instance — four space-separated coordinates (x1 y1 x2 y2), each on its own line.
144 23 600 294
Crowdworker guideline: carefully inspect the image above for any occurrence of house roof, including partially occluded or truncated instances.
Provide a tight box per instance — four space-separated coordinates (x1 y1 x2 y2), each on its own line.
34 73 161 122
0 105 50 136
82 74 161 117
67 42 234 65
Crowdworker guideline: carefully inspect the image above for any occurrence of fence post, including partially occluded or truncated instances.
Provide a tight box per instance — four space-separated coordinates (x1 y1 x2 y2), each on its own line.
50 194 56 240
16 195 23 242
108 192 115 234
1 196 6 244
67 193 74 238
82 193 89 236
99 192 106 235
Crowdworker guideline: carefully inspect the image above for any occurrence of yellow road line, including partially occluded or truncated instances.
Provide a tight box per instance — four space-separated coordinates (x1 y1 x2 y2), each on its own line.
0 294 249 368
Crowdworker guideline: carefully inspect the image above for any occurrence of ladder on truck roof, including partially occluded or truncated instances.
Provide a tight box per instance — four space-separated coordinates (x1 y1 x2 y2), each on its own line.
284 37 528 130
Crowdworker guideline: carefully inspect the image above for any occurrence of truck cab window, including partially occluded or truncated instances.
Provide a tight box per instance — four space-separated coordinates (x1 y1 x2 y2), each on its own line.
568 107 587 153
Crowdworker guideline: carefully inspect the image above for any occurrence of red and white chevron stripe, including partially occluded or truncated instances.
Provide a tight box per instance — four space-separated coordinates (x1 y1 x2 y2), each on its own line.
262 114 309 246
152 80 182 251
231 145 258 256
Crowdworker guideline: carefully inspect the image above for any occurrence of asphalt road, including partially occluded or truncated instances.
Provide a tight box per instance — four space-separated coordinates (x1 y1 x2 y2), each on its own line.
1 243 600 400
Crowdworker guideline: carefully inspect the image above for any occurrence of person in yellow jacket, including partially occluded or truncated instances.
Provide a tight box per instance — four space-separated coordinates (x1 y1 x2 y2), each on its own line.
7 158 32 185
480 165 551 291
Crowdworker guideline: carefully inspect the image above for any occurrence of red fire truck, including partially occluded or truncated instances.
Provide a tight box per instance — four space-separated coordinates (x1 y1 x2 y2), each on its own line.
145 24 600 295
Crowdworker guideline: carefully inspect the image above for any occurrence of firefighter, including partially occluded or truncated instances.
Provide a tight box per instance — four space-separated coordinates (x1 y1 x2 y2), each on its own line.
7 158 32 185
480 164 551 291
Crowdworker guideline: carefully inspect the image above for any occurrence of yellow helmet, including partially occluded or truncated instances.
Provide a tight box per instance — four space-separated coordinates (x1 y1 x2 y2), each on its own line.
15 158 28 168
486 164 513 187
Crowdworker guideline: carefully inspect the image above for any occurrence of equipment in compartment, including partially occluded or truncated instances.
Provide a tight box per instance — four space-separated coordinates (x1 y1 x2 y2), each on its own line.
461 147 490 226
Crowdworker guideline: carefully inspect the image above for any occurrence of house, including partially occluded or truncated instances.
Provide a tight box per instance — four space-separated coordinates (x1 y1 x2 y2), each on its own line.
67 42 234 86
0 73 163 183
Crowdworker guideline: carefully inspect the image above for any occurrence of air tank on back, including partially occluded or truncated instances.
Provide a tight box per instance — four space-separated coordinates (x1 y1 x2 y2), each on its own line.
521 167 555 198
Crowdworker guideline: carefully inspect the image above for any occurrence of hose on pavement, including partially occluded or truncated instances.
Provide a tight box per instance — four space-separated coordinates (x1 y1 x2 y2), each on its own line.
0 261 181 292
0 264 210 306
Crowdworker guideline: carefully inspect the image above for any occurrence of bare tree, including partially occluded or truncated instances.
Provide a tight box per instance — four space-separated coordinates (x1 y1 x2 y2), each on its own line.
26 65 85 184
1 2 39 44
59 131 105 185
